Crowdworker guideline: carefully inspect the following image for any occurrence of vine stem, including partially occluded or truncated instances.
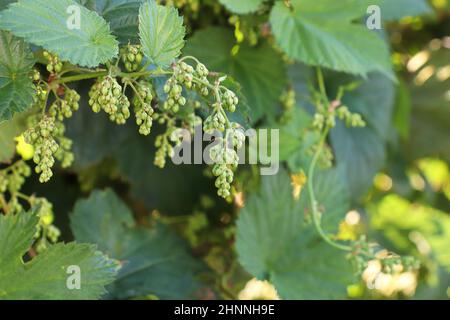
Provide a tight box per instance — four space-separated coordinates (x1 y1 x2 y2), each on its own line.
54 71 108 84
307 68 352 252
54 69 172 85
307 127 352 251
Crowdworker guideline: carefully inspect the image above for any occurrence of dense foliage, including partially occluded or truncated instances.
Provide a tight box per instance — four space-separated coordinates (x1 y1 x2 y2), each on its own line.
0 0 449 300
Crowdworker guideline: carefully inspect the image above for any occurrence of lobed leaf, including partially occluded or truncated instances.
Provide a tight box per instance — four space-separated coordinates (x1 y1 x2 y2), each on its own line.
379 0 433 20
328 72 395 203
92 0 143 44
0 31 35 122
236 169 354 299
71 189 207 299
0 211 118 300
0 0 118 67
269 0 394 79
139 0 185 67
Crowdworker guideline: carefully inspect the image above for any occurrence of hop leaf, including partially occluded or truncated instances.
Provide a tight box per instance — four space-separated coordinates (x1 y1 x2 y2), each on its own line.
95 0 142 43
269 0 395 80
0 0 119 67
328 72 395 202
0 210 119 300
70 189 206 299
0 31 35 122
379 0 432 20
139 0 186 67
236 169 354 299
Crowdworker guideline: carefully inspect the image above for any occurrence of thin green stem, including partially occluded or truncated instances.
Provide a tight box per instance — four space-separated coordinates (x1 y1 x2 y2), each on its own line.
179 55 201 65
0 160 25 174
127 81 146 106
307 68 352 252
316 67 329 105
15 192 31 203
213 86 231 129
55 71 108 84
55 69 172 85
307 127 352 252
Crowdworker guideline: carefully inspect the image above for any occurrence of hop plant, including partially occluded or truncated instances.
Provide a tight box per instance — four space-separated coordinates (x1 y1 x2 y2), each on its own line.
35 84 48 103
120 44 144 72
350 236 420 276
162 60 212 113
163 78 187 113
221 89 239 113
89 76 131 125
184 113 202 134
133 81 155 136
32 197 61 252
203 108 227 133
8 162 31 194
0 161 31 195
209 129 242 199
31 69 41 82
43 51 63 74
279 88 296 124
24 116 59 183
154 133 175 168
53 121 74 169
212 163 234 198
49 89 80 121
336 106 366 127
193 62 211 97
313 105 366 131
228 126 246 149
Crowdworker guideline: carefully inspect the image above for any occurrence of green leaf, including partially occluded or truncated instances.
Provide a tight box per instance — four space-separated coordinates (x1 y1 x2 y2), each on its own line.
0 210 37 272
71 189 207 299
328 72 395 202
93 0 143 44
380 0 433 20
0 113 27 163
139 0 185 67
269 0 394 79
236 169 353 299
0 211 118 300
0 0 118 67
184 27 286 121
219 0 264 14
0 31 35 122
